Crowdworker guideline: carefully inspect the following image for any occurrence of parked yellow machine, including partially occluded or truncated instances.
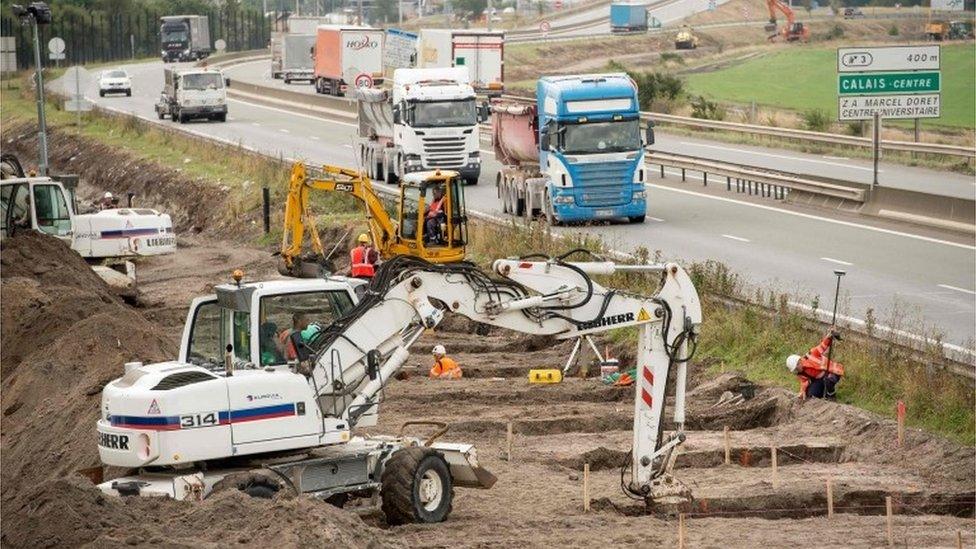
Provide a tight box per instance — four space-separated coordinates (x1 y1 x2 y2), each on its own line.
279 162 468 277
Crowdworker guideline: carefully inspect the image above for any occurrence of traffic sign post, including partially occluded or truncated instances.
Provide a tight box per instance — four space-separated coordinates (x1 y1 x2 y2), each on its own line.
47 36 65 67
837 45 942 189
539 20 551 38
354 72 374 89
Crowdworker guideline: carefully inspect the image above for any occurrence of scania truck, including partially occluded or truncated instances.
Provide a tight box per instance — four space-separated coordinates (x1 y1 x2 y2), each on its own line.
160 15 211 62
356 67 483 185
492 73 652 224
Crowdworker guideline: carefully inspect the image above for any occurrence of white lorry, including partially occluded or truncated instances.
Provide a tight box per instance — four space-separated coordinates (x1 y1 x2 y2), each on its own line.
1 162 176 288
313 25 385 96
356 67 483 186
271 15 331 80
280 34 316 84
155 67 229 123
416 29 504 96
95 253 700 523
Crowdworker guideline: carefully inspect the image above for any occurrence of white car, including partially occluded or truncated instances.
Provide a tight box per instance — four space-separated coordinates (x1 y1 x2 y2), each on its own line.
98 69 132 97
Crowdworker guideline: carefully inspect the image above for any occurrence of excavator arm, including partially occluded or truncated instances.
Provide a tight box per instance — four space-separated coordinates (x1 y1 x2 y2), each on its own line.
298 253 702 501
280 162 397 276
765 0 794 26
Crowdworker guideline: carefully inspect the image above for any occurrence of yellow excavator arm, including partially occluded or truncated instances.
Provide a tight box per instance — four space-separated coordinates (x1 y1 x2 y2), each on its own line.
280 162 396 277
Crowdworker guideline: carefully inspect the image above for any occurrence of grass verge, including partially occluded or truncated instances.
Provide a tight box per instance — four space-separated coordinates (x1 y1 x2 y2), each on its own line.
4 81 972 445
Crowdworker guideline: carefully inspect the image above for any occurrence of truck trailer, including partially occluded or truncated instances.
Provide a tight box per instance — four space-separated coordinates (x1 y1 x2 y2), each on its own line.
492 73 651 225
281 34 316 84
610 2 648 33
271 15 332 79
313 25 385 96
160 15 211 62
356 67 483 186
416 29 504 95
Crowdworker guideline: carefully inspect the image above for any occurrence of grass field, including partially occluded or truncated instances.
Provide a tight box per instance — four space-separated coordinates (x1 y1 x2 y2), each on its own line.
683 43 976 129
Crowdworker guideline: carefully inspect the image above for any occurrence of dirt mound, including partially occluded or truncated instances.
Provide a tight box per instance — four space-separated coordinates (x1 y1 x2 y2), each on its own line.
3 476 396 548
558 446 629 472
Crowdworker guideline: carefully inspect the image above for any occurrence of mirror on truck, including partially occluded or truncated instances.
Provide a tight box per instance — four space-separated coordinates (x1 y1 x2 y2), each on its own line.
392 104 401 125
644 121 656 147
477 102 489 124
224 77 231 88
540 131 550 151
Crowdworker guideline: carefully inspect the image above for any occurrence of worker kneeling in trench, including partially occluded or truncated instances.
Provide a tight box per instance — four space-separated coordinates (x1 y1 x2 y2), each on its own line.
429 345 462 379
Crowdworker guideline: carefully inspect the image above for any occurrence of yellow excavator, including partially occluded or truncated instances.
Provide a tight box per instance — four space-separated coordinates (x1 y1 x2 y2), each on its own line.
279 162 468 277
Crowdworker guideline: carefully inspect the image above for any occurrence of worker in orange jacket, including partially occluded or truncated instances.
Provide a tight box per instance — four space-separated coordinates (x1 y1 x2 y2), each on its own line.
786 330 845 400
429 344 462 379
350 233 378 279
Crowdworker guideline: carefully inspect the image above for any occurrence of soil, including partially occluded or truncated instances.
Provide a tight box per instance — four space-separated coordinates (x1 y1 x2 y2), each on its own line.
2 123 973 548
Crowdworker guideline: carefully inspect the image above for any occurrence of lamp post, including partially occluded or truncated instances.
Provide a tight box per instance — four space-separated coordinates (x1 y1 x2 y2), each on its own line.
12 2 52 175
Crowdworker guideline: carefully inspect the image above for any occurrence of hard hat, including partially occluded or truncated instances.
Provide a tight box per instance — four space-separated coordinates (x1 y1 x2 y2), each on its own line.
104 191 113 199
432 344 446 355
786 355 801 374
358 233 370 244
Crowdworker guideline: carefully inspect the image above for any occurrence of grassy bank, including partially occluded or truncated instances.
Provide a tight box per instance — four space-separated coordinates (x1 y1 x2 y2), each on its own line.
684 44 976 129
4 81 972 445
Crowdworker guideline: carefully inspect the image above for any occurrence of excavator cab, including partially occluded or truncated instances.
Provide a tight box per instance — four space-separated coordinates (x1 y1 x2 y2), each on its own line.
396 170 467 263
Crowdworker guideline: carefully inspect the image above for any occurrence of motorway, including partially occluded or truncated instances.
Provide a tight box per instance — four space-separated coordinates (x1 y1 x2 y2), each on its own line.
65 60 976 348
223 58 976 200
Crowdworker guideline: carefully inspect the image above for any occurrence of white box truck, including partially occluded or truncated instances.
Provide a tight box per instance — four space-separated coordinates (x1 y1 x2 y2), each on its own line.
314 25 385 96
271 15 331 79
416 29 504 95
356 67 484 186
281 34 316 84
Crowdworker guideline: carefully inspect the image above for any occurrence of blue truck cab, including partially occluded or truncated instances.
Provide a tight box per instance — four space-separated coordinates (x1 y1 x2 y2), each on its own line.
537 74 648 224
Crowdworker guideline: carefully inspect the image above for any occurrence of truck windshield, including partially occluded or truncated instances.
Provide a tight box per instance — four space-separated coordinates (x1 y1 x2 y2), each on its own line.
560 119 641 154
182 73 223 90
408 99 476 128
162 28 188 42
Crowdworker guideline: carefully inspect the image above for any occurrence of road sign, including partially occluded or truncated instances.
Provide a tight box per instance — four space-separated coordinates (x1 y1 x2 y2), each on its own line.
931 0 964 11
49 52 65 60
354 72 374 88
47 37 65 54
539 20 551 34
215 39 227 52
554 0 563 9
838 71 940 95
837 45 940 73
0 37 16 75
838 94 940 121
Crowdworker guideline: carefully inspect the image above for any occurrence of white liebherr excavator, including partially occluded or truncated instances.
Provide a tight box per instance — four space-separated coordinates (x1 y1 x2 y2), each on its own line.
96 252 701 523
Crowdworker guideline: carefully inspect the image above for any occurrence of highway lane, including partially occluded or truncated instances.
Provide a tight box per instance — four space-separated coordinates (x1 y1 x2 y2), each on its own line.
223 58 976 200
67 60 976 347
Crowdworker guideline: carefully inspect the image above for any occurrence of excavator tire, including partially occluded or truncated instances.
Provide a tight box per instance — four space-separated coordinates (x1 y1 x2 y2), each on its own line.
381 447 453 525
0 154 26 179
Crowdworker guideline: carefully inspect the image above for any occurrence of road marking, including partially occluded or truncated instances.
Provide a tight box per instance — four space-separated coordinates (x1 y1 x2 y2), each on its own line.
721 234 750 242
342 144 353 148
647 216 665 222
251 122 261 127
680 142 880 173
938 284 976 296
226 97 358 129
646 184 976 251
820 257 853 266
310 135 320 140
823 155 848 160
279 128 290 134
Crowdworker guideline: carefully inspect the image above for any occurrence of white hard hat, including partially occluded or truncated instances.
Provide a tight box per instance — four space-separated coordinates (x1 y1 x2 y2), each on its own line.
786 355 801 374
432 344 446 355
104 191 113 199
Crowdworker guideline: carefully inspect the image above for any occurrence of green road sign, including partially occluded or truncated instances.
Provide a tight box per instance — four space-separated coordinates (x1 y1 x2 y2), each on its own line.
838 71 941 95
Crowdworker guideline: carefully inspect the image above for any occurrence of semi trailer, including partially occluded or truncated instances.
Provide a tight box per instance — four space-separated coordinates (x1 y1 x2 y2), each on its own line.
492 73 652 225
271 15 331 79
610 2 648 33
313 25 385 96
160 15 211 62
416 29 504 95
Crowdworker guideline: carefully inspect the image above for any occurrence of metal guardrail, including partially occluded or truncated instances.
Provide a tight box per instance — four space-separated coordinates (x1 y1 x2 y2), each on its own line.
496 95 976 159
646 151 866 202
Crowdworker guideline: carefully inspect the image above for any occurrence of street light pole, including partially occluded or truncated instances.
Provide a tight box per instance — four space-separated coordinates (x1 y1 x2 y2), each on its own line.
29 14 48 175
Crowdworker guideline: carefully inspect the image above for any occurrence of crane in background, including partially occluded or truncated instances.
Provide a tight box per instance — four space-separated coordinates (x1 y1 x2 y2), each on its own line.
765 0 810 42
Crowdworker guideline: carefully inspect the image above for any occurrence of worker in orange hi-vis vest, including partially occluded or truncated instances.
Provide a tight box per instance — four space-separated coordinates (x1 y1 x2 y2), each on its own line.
786 329 845 400
349 233 378 279
429 344 462 379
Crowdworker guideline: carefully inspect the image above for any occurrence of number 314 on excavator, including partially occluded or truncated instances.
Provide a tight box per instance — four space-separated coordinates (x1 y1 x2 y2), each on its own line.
278 162 468 277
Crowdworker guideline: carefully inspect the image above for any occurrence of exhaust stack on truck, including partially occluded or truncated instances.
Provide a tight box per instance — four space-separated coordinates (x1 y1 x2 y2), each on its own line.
356 67 483 186
493 73 651 225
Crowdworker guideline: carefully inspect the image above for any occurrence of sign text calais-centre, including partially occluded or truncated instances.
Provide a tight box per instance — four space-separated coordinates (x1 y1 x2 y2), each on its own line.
836 45 941 121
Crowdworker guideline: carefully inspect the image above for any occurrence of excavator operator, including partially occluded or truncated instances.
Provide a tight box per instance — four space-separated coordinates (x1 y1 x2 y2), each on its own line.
424 186 447 244
786 329 845 400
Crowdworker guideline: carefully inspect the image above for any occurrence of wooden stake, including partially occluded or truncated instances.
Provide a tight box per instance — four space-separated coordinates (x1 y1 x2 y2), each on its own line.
885 496 894 546
771 446 779 490
583 462 590 513
723 426 731 465
957 530 963 549
506 421 513 462
678 513 686 549
826 478 834 518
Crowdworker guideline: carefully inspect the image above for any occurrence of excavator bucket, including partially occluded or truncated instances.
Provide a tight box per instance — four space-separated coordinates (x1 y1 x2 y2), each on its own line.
276 255 329 278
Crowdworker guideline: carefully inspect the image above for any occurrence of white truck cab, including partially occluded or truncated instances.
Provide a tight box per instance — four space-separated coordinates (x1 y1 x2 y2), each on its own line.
156 68 229 123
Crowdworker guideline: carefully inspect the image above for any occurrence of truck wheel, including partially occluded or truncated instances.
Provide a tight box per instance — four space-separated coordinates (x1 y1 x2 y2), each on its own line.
284 78 291 84
381 447 453 525
465 177 478 186
544 195 559 226
628 215 646 223
216 113 227 122
99 90 105 97
125 89 131 97
157 110 164 120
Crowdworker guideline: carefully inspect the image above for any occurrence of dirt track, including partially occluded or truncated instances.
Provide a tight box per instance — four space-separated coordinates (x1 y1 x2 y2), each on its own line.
1 130 974 547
